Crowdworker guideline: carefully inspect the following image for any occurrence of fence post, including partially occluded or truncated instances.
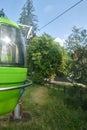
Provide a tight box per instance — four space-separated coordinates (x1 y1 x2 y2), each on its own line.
64 86 66 93
80 89 83 101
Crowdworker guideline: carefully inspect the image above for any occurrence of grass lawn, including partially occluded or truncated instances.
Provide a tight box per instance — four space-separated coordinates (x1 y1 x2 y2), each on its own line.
0 84 87 130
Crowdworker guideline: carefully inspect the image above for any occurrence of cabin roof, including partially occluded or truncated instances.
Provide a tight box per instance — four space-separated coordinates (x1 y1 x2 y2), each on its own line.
0 17 19 29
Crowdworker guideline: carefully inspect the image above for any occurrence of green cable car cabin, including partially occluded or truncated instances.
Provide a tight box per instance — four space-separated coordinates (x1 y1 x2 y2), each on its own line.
0 11 29 115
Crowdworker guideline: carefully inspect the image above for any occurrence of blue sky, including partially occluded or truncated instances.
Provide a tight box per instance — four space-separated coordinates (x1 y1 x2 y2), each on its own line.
0 0 87 41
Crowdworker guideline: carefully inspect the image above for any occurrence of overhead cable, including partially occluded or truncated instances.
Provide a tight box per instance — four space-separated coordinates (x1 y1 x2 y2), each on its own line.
39 0 84 30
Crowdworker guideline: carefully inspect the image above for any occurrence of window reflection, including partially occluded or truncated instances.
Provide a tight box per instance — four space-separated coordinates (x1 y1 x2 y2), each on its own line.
0 25 24 66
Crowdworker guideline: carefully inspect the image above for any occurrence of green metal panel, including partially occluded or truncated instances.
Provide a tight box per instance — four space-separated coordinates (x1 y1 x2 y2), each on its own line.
0 67 27 115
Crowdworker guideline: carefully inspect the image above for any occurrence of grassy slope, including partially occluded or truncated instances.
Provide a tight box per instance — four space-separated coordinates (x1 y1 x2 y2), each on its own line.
0 84 87 130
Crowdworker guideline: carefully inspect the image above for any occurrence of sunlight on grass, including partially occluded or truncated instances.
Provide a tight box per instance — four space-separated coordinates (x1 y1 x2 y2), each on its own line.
29 87 49 105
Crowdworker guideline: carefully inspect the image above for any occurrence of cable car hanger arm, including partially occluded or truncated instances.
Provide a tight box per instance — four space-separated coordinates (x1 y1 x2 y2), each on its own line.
18 23 33 39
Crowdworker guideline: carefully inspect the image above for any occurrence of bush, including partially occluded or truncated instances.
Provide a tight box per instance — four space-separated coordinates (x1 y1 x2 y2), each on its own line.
31 72 44 84
27 33 70 84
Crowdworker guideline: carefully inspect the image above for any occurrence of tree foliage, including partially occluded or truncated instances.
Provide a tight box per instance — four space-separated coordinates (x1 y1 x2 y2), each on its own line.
65 26 87 53
65 26 87 84
27 33 70 84
18 0 38 38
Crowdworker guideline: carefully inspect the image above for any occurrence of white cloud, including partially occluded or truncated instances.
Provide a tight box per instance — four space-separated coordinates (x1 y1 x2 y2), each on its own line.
54 37 65 46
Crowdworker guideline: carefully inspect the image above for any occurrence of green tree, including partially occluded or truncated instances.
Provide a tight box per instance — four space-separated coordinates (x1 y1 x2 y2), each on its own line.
27 33 69 84
65 26 82 53
18 0 38 38
65 26 87 84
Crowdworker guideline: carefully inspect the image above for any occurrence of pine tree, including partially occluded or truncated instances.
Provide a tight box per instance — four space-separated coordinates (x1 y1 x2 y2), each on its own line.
19 0 38 38
19 5 27 25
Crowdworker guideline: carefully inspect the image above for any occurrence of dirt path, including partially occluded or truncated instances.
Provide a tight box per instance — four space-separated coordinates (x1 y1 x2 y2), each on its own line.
50 80 73 86
49 79 86 88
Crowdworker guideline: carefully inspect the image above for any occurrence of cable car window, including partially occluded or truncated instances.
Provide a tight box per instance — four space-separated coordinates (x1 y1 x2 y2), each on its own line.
0 24 24 66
